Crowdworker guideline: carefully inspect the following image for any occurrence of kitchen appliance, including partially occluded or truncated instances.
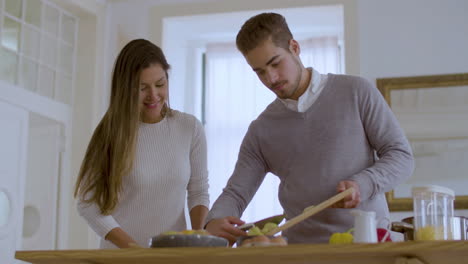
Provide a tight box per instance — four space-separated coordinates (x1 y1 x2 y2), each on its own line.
412 185 455 240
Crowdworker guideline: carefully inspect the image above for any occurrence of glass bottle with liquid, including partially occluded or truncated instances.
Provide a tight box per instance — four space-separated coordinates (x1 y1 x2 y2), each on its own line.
412 185 455 240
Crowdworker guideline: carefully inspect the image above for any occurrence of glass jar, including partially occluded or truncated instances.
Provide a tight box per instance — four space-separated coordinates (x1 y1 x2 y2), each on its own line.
412 185 455 240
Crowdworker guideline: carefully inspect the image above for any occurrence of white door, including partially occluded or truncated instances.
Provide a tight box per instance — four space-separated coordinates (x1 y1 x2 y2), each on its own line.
22 122 61 250
0 100 29 263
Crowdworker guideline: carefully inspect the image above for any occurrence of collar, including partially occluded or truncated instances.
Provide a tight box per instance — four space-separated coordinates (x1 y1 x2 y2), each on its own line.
280 67 321 105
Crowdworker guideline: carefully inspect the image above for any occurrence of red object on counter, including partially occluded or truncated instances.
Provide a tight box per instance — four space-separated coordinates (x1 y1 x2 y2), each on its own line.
377 228 392 242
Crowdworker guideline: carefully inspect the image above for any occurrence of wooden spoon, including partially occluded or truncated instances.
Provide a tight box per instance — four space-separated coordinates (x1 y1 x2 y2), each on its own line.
265 187 355 236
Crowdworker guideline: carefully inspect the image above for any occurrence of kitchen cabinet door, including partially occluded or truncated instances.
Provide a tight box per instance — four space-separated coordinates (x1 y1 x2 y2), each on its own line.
0 100 29 263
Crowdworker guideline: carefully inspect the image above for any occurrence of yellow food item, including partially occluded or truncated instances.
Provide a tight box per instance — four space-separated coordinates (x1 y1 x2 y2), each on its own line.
162 231 180 235
247 222 279 236
181 229 196 235
247 226 263 236
329 230 354 244
261 222 278 234
415 226 445 240
193 229 211 235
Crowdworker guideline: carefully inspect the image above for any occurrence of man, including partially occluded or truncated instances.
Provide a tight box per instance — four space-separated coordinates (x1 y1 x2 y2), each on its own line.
205 12 414 244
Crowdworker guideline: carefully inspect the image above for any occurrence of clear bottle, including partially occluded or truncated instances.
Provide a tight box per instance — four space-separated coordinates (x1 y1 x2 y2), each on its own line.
412 185 455 240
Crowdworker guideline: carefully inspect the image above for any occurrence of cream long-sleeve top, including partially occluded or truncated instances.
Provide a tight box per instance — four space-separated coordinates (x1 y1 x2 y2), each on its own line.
77 110 210 248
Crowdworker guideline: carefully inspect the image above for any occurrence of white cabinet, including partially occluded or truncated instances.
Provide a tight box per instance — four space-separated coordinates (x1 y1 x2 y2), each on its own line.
0 100 29 263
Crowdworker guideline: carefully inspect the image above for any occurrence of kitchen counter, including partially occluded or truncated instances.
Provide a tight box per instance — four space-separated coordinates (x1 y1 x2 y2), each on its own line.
15 241 468 264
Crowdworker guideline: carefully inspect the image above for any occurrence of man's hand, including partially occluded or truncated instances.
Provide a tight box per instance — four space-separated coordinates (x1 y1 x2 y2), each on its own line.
205 216 248 245
332 181 361 208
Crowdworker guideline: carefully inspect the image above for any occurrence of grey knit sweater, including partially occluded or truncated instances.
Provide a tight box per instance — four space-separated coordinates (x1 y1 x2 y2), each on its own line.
206 74 414 243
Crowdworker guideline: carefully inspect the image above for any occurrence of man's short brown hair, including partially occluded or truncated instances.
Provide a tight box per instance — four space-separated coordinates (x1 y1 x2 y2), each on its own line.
236 12 293 55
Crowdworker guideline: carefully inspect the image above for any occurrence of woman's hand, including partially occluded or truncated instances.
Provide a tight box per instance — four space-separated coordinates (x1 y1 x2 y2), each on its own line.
105 227 139 248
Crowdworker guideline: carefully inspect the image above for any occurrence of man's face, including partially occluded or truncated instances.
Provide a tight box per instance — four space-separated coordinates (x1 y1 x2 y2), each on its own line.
244 37 303 100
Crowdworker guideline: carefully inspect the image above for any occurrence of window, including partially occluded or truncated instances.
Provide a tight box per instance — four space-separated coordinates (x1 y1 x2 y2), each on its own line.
0 0 77 105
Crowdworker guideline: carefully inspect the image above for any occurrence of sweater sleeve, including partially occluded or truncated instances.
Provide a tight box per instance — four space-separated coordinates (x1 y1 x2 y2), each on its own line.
76 196 120 239
186 117 210 210
349 77 415 201
206 122 268 223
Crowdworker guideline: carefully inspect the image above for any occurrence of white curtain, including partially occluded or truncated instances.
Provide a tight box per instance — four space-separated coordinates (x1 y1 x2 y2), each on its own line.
300 36 341 74
205 36 341 222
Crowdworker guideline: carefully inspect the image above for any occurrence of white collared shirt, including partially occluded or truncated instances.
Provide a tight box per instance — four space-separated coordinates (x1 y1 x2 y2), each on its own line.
279 67 328 112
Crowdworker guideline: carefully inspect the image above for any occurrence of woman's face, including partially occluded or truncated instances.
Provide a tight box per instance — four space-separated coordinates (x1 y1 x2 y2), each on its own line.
139 63 168 123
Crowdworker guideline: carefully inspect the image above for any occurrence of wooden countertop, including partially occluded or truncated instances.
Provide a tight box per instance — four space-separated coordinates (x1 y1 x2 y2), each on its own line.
16 241 468 264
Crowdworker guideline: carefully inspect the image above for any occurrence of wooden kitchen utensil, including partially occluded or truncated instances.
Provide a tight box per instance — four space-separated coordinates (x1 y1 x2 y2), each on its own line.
238 214 285 231
265 187 355 236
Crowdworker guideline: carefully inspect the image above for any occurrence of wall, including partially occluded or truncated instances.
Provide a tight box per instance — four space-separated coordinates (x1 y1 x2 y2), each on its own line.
358 0 468 81
55 1 109 250
99 1 155 113
67 12 98 250
357 0 468 224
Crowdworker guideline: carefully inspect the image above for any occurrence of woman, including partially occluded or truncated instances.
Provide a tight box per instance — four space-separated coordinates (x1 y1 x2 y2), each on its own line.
74 39 209 248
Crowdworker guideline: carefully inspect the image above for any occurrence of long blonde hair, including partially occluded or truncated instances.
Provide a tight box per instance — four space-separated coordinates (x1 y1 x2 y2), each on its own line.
74 39 171 215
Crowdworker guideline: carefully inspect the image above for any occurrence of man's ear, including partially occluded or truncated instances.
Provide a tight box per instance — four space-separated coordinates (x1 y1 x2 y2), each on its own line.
289 39 300 56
